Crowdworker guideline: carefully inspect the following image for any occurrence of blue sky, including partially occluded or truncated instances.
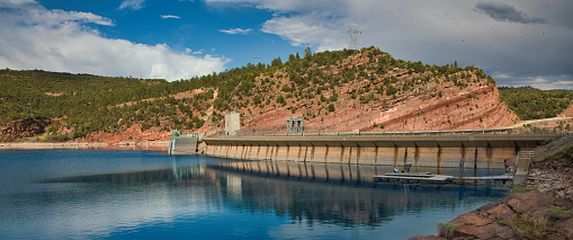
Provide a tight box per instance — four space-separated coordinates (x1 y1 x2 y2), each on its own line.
0 0 572 89
40 0 297 68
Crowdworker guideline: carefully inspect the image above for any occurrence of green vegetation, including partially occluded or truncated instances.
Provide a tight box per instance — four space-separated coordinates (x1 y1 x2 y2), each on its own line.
327 104 335 112
438 223 455 238
499 87 573 120
548 205 572 220
510 216 551 240
0 46 496 140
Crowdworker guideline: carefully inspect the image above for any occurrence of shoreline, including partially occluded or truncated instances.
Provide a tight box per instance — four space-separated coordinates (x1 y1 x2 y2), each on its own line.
0 141 170 152
410 147 573 240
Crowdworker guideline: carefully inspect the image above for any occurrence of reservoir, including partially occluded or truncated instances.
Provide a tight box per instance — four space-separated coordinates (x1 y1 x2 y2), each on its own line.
0 150 507 239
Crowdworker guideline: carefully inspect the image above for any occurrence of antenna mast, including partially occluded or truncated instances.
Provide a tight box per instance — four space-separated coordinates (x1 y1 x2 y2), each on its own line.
347 27 362 49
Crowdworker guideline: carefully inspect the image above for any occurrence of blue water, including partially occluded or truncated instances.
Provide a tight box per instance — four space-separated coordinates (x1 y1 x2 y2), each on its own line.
0 150 507 240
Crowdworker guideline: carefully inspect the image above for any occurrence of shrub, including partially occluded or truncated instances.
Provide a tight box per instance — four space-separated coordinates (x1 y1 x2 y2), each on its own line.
328 104 335 112
438 223 455 238
386 85 398 96
276 96 286 106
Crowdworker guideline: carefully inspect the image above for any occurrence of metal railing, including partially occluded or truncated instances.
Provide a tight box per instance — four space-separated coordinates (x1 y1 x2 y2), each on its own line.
532 133 573 162
216 128 572 138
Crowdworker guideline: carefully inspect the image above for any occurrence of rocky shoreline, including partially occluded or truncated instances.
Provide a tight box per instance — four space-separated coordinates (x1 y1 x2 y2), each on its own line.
411 148 573 240
0 141 169 151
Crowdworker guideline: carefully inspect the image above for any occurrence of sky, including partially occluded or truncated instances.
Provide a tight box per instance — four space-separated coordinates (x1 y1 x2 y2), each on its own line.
0 0 571 89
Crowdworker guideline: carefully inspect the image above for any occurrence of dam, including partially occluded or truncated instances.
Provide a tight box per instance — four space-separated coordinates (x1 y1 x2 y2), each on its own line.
195 130 565 170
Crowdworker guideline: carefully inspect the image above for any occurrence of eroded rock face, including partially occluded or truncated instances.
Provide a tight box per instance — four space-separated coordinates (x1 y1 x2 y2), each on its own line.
366 84 520 131
0 118 51 139
240 83 520 133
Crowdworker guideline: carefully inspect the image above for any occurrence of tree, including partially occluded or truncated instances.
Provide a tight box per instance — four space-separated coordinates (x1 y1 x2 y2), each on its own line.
271 57 282 67
288 54 296 63
304 47 313 59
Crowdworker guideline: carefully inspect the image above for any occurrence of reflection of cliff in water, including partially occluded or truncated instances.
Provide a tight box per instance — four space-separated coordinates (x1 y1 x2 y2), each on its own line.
46 159 506 226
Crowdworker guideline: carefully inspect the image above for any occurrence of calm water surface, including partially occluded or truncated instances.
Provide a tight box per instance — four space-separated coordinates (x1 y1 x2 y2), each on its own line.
0 150 507 239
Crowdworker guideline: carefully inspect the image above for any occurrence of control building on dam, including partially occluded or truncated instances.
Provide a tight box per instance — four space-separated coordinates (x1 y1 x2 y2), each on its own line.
201 132 563 170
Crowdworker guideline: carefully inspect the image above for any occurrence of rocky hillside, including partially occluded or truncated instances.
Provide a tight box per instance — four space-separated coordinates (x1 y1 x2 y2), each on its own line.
560 102 573 117
237 49 519 133
0 47 521 142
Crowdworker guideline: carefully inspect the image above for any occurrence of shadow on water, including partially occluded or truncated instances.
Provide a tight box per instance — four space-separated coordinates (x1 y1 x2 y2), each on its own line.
44 158 507 227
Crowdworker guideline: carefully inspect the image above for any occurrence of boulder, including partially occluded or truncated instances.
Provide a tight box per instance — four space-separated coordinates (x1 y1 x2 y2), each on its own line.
506 191 552 215
408 236 447 240
448 222 517 240
450 212 492 227
484 203 516 224
555 217 573 238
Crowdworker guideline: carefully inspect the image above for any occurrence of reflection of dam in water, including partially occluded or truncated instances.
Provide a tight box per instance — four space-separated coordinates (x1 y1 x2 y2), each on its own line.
226 171 505 225
47 158 506 227
209 160 506 185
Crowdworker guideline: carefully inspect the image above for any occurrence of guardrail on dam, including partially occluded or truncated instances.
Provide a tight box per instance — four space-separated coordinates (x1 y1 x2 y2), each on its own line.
201 132 565 169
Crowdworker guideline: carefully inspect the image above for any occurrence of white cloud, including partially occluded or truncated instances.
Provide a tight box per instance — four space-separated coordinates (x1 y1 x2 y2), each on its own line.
0 0 227 81
160 14 181 19
262 13 348 51
185 48 204 55
118 0 144 10
206 0 339 13
0 0 35 7
219 27 252 35
208 0 573 89
493 73 573 90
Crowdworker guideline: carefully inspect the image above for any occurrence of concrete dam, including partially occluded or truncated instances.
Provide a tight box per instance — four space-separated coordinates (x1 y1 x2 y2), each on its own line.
199 131 563 170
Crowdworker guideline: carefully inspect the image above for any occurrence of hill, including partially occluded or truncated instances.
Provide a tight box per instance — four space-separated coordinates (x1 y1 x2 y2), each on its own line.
499 87 573 120
1 47 522 142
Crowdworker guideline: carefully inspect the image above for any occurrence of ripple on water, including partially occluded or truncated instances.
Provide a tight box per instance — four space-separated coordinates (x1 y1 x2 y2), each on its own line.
0 150 507 240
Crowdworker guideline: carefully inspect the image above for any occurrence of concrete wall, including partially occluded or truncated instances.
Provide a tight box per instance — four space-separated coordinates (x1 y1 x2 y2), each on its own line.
202 134 560 169
206 144 516 169
169 137 198 155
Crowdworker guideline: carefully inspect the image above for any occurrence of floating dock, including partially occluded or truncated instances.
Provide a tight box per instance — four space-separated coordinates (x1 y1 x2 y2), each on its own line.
373 173 513 185
454 175 513 185
373 173 454 184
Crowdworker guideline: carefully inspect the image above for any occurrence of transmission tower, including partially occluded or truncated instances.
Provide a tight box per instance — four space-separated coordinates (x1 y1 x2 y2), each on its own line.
253 56 261 64
347 27 361 49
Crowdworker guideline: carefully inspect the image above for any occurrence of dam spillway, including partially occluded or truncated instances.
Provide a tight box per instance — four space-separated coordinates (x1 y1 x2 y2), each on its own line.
200 131 563 170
